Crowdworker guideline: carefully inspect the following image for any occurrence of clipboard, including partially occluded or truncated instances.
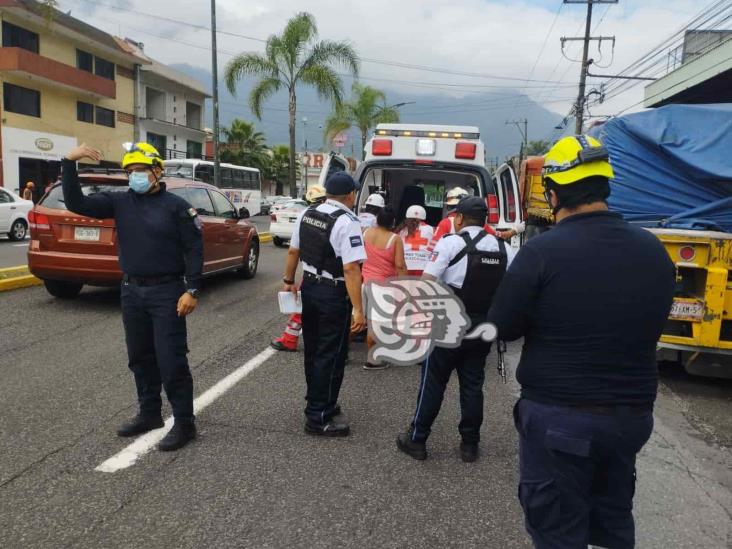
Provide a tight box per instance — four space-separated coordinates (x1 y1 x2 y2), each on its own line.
278 291 302 314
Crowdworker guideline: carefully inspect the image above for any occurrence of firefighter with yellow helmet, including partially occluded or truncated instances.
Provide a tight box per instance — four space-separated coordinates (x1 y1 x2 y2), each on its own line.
61 142 203 452
487 135 675 548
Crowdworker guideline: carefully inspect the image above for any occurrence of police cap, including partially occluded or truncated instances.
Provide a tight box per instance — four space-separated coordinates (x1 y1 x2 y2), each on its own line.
455 196 488 218
325 171 359 196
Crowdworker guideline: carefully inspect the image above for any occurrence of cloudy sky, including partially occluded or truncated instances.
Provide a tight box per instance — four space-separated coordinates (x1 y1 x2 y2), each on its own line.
64 0 708 130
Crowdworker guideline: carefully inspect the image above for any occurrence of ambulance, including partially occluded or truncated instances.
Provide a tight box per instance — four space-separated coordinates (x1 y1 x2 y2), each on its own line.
354 124 523 247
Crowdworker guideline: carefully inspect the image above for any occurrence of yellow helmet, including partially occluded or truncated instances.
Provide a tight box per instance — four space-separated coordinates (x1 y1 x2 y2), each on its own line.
121 142 163 169
543 135 614 185
305 185 326 204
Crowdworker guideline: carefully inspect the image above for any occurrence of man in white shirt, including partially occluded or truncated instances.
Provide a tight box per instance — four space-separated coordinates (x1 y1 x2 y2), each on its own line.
283 172 366 437
397 197 516 462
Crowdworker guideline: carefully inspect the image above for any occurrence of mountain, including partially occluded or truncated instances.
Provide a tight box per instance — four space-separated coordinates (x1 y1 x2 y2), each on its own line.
170 63 564 159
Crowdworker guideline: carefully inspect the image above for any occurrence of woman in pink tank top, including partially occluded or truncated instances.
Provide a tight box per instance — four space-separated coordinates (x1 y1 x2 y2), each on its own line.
361 206 407 370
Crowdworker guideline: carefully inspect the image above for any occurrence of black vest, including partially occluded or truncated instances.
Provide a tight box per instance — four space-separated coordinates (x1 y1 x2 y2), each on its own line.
448 230 508 314
299 205 349 277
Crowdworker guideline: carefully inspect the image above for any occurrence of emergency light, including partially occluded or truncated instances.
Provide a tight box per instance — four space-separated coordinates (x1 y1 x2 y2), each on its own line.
372 139 393 156
455 142 477 160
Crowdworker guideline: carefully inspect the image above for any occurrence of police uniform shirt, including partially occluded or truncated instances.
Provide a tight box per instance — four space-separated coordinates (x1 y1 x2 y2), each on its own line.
424 225 516 288
358 211 377 230
290 199 367 280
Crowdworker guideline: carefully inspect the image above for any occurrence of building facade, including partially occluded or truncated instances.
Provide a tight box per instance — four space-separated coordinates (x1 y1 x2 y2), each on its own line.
0 0 147 199
127 40 209 161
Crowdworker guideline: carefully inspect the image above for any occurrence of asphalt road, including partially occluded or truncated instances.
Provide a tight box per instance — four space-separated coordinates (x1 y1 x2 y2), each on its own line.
0 245 730 548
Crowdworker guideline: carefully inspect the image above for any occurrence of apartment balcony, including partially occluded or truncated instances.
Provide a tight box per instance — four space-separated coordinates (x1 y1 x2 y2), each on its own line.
140 116 206 134
0 47 116 99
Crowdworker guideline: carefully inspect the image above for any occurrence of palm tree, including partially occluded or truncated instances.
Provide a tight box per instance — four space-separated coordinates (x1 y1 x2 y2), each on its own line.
324 83 401 160
224 12 359 198
266 145 300 196
220 119 268 170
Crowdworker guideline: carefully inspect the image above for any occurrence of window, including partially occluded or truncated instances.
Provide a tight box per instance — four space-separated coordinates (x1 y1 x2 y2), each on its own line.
232 170 245 190
221 168 234 188
210 190 236 219
499 169 517 223
95 106 115 128
0 190 13 203
186 101 202 130
77 49 93 72
77 102 94 123
194 164 213 184
186 140 202 159
147 132 167 154
41 183 127 210
94 57 115 80
251 171 261 191
185 187 215 216
2 21 39 53
3 83 40 117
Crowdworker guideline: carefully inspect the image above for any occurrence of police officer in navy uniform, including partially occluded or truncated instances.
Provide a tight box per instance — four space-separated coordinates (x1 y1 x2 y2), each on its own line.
62 142 203 452
282 172 367 436
487 136 675 548
397 197 516 462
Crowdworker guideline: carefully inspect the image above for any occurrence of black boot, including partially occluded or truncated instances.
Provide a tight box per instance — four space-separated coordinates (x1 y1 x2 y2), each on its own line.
117 414 164 437
304 419 350 437
396 432 427 461
460 442 479 463
158 419 197 452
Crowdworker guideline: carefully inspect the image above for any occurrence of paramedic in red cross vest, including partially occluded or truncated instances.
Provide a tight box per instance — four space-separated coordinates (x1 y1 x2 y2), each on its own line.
282 172 366 437
397 197 516 463
431 187 496 249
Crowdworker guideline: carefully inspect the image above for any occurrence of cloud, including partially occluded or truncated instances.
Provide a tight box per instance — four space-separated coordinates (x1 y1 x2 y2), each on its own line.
61 0 704 120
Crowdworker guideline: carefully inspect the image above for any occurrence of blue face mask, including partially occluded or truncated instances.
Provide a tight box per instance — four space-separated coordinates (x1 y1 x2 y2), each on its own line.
129 172 152 194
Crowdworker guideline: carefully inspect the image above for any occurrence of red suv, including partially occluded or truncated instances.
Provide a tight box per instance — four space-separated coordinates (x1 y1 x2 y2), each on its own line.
28 172 260 298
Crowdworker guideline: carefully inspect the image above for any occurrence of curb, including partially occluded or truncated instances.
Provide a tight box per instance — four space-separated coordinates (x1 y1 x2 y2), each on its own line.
0 265 42 292
259 231 273 243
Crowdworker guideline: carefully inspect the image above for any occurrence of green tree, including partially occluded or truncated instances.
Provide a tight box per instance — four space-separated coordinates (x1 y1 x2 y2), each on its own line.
323 83 400 160
525 140 550 156
220 119 268 170
265 145 300 196
224 12 359 198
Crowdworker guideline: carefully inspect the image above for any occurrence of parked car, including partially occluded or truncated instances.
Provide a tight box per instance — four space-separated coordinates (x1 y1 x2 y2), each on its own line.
259 196 272 216
0 187 33 241
28 175 260 298
269 199 308 247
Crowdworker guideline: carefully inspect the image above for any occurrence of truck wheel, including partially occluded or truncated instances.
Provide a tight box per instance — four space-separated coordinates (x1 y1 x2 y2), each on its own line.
8 219 27 241
237 239 259 279
273 236 286 247
43 279 83 299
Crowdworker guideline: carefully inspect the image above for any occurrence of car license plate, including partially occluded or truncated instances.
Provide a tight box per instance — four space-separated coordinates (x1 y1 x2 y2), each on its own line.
287 217 297 223
74 226 100 241
669 299 704 321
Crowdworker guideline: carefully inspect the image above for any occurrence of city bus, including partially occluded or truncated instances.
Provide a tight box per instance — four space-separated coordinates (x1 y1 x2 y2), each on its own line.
163 159 263 216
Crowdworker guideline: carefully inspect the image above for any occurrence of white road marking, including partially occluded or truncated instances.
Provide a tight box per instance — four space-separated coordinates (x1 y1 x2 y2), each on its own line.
95 346 277 473
12 243 28 247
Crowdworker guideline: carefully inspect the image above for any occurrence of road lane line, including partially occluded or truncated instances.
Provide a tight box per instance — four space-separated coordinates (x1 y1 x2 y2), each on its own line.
12 243 29 247
95 346 277 473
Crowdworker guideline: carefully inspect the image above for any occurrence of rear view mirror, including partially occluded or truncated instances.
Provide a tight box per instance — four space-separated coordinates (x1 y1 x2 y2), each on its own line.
238 207 250 219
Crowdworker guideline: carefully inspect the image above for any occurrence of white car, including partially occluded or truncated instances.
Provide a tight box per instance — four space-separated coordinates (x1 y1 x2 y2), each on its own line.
269 199 308 247
0 187 33 241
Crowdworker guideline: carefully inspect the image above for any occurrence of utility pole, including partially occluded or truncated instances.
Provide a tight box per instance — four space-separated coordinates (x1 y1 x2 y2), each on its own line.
506 119 528 164
210 0 221 186
562 0 617 134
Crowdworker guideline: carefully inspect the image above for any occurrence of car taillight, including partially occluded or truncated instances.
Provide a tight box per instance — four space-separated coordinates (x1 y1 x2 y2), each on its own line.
28 210 50 230
679 245 695 261
486 195 499 224
270 213 277 222
372 139 392 156
455 142 476 160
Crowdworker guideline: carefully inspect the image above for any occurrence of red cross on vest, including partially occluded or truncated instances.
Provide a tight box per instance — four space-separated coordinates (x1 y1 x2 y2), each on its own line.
405 231 429 250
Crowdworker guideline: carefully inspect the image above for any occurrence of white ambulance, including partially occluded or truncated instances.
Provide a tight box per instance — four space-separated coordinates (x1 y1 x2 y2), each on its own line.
354 124 522 245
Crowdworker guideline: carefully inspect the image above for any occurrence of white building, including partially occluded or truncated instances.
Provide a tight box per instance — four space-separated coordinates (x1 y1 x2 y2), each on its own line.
127 41 210 159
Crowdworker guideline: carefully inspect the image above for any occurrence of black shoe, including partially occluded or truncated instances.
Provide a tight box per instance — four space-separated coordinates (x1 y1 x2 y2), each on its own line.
117 414 164 437
460 442 479 463
304 420 350 437
363 362 389 370
333 404 342 417
157 419 197 452
396 432 427 461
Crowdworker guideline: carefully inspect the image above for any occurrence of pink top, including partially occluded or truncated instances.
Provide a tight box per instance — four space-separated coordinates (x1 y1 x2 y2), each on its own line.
362 230 398 283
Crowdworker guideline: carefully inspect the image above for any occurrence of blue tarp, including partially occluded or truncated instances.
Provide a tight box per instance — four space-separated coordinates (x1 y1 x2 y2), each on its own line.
590 104 732 232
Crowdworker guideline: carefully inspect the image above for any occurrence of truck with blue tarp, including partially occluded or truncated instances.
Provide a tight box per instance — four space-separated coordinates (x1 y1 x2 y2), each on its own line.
591 104 732 364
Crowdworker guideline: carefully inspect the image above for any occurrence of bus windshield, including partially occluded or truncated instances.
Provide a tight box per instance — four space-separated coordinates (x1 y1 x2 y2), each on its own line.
164 164 194 179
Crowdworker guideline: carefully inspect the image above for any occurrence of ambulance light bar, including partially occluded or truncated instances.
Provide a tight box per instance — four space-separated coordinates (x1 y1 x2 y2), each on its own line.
375 129 480 139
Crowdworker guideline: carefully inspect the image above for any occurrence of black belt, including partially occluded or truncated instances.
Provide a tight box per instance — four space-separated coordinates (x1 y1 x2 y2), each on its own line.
568 403 653 416
123 274 183 286
303 271 345 287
